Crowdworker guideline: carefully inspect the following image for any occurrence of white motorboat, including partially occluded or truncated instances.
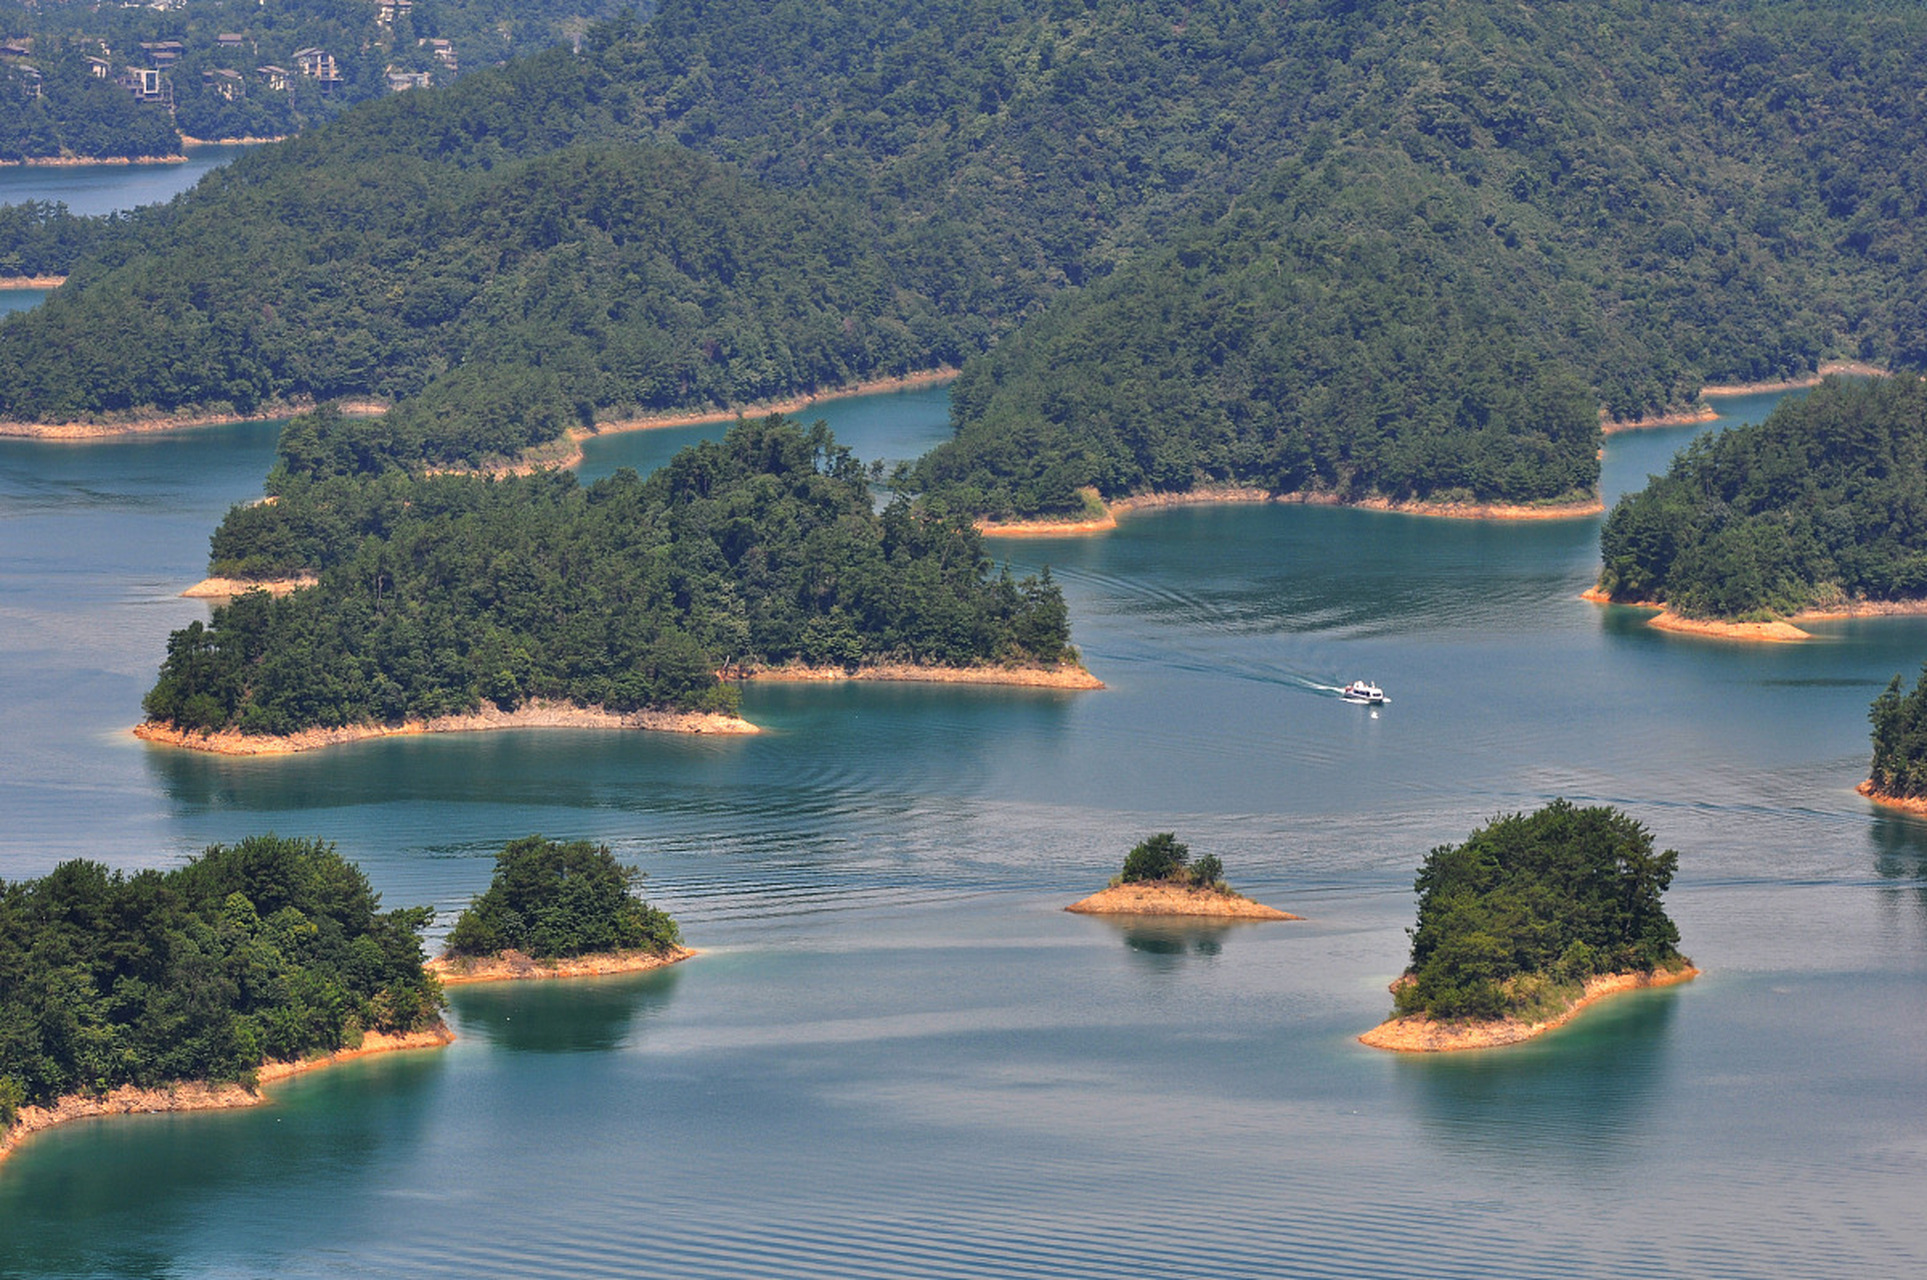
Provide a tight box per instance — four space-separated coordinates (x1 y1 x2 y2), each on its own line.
1340 680 1387 705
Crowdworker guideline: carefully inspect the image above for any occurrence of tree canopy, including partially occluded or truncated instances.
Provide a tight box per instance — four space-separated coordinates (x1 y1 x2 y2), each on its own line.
444 836 681 961
0 836 442 1122
1393 801 1686 1021
1598 376 1927 619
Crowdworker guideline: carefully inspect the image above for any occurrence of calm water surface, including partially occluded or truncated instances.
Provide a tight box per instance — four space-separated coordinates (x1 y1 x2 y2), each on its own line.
2 384 1924 1277
0 144 255 218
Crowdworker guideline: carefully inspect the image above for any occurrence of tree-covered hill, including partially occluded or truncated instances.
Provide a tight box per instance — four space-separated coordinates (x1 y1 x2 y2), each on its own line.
8 0 1927 495
0 836 443 1121
1597 377 1927 620
1868 666 1927 804
445 836 682 962
912 151 1603 515
1390 801 1688 1023
143 416 1077 738
0 143 951 430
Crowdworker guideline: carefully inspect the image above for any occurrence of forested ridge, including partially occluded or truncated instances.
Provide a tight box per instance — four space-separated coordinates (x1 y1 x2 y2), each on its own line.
1392 802 1688 1022
143 415 1076 737
10 2 1927 511
0 836 442 1125
1598 377 1927 620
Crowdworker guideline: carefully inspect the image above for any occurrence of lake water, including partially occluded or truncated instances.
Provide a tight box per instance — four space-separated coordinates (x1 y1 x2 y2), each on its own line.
0 144 257 218
2 377 1924 1277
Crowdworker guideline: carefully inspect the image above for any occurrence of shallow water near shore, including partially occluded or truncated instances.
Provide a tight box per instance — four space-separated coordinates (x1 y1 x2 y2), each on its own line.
4 382 1927 1276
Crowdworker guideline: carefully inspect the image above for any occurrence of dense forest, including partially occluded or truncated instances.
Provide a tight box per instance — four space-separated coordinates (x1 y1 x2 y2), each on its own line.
9 1 1927 502
1392 801 1688 1022
143 416 1076 737
1597 377 1927 619
444 836 682 961
0 836 442 1123
1867 667 1927 803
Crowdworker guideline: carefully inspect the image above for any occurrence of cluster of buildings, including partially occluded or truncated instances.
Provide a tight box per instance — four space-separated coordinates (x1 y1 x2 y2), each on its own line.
1 24 460 110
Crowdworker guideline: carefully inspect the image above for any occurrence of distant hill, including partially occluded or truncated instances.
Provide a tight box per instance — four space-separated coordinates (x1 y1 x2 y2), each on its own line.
5 1 1927 506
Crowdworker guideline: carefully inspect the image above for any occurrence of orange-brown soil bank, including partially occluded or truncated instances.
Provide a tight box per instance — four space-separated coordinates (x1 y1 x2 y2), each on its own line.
0 1023 452 1168
0 398 388 441
1701 360 1888 398
1065 882 1299 919
978 486 1600 538
0 154 185 168
588 368 961 438
1857 780 1927 815
736 660 1104 690
1584 588 1927 642
134 700 759 756
1358 966 1699 1052
0 276 64 289
181 576 317 600
427 946 695 985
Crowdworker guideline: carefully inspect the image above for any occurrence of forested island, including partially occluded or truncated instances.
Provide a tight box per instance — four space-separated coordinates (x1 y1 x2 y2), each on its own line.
137 415 1087 753
7 1 1927 512
1863 667 1927 812
1594 377 1927 638
0 836 448 1165
430 836 691 984
1361 802 1695 1052
1066 833 1297 920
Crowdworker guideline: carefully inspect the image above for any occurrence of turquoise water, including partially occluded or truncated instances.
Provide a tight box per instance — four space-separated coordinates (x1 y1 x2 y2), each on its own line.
3 387 1926 1276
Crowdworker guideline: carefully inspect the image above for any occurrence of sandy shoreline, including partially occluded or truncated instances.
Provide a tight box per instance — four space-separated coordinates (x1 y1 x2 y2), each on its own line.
1358 966 1698 1052
182 575 317 600
0 276 63 290
1857 780 1927 815
133 700 760 756
1064 882 1299 919
1583 588 1927 642
735 660 1104 689
427 946 695 985
1601 405 1720 434
0 369 955 445
0 154 185 168
0 1023 453 1169
0 398 388 441
979 486 1601 538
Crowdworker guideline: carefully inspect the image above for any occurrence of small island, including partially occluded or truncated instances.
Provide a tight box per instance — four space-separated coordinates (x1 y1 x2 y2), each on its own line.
426 836 693 984
1 837 449 1168
1360 801 1696 1052
136 416 1092 755
1593 376 1927 640
1066 833 1298 920
1861 666 1927 813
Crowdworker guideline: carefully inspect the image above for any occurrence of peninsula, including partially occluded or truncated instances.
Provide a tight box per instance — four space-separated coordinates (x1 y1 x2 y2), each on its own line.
1066 833 1298 921
0 837 450 1169
1360 801 1694 1053
429 836 693 984
1593 377 1927 641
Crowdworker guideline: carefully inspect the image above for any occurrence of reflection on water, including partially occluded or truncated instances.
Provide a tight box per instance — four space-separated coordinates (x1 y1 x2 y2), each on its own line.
447 966 687 1054
1393 987 1684 1170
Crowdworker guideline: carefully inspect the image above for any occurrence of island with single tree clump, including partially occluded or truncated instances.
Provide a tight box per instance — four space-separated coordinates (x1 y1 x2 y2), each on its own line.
1066 833 1298 920
1 836 450 1169
1360 801 1697 1052
1860 665 1927 814
427 836 693 984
